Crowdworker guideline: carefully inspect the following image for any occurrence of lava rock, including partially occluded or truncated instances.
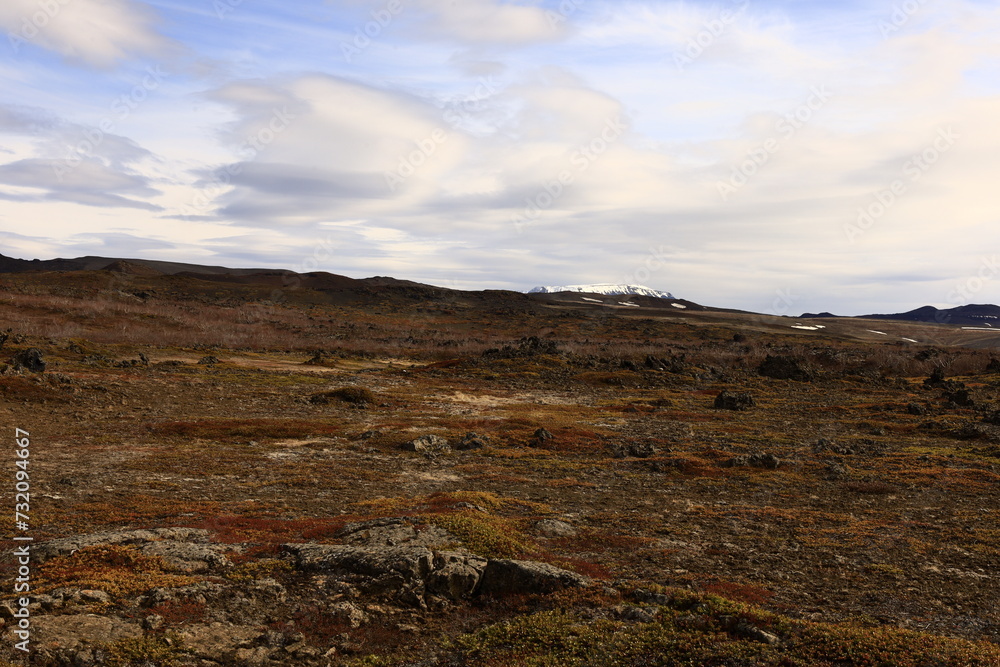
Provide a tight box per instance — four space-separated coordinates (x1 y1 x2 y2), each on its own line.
714 390 755 411
534 519 578 538
402 434 450 453
476 559 591 597
11 347 45 373
457 432 490 450
529 428 554 447
758 355 813 382
723 452 781 469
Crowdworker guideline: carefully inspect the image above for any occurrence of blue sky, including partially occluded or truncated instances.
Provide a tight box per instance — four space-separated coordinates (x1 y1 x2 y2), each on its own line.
1 0 999 315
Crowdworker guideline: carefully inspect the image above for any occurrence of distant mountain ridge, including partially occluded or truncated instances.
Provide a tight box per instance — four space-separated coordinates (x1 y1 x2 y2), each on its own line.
3 254 997 326
528 284 676 299
860 304 1000 327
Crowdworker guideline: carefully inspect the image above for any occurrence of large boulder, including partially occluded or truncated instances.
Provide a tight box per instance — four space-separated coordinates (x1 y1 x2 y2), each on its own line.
282 543 487 602
11 347 45 373
477 559 591 597
758 355 813 382
714 390 755 411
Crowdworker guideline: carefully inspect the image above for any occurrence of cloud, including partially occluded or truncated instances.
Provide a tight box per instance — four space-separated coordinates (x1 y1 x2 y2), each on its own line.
0 0 173 68
403 0 569 44
0 158 162 210
0 104 59 133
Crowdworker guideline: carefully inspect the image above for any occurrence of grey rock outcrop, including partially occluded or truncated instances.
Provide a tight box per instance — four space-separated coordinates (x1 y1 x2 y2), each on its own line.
714 390 755 411
34 528 229 572
11 347 45 373
477 559 591 596
402 434 451 452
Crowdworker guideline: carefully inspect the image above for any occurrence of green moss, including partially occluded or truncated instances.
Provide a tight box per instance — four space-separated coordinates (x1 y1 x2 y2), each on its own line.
429 511 537 559
433 588 1000 667
101 635 183 666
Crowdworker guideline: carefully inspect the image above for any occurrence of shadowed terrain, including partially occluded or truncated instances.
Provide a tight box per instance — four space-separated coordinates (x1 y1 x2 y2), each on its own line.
1 261 999 666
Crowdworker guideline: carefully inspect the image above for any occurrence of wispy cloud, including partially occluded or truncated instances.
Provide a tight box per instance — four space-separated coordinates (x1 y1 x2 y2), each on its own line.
1 0 175 68
0 0 998 315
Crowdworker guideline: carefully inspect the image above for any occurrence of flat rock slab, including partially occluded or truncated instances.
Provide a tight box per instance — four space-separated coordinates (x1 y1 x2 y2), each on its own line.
34 528 228 572
478 559 592 596
338 517 456 548
284 543 487 601
285 543 437 580
29 614 142 651
176 622 263 662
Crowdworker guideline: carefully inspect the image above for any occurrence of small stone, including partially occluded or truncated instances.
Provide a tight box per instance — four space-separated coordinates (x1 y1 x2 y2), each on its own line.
402 434 450 453
529 428 554 447
79 590 110 604
330 601 368 629
825 462 850 479
534 519 577 538
619 605 657 623
723 452 780 469
457 432 490 450
736 623 781 645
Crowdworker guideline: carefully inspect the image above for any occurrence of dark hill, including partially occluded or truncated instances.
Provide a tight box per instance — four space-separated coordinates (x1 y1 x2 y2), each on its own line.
861 304 1000 327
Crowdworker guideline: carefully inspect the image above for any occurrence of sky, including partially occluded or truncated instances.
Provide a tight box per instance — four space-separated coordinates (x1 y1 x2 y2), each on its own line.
0 0 999 316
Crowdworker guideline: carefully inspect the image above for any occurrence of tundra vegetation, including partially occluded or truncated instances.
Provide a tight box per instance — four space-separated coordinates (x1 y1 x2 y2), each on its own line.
0 269 999 665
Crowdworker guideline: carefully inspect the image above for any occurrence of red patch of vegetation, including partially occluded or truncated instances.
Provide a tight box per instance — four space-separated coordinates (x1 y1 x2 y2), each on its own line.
146 599 207 625
536 426 606 453
285 605 353 643
701 579 775 606
0 376 68 402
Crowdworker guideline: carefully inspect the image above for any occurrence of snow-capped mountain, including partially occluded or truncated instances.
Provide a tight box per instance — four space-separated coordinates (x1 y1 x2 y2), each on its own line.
528 284 675 299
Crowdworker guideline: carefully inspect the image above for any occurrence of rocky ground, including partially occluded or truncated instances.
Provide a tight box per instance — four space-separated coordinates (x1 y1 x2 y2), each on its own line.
0 281 999 665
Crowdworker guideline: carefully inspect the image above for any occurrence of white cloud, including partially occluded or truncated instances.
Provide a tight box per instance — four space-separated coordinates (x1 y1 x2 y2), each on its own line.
0 0 172 68
407 0 568 44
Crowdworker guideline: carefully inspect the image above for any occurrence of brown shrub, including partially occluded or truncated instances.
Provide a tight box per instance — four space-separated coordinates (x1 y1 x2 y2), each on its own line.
148 418 342 441
309 386 375 405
